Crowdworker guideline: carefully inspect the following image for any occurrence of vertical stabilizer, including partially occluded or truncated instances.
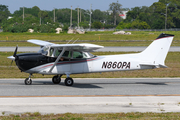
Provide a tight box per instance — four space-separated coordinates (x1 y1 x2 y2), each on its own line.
139 33 174 66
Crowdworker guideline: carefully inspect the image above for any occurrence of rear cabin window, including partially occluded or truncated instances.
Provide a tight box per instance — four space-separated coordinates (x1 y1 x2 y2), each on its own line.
54 50 71 58
73 51 89 59
73 51 83 58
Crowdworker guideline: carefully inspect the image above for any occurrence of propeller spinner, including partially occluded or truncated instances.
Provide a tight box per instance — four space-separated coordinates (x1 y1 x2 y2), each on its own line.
7 45 18 65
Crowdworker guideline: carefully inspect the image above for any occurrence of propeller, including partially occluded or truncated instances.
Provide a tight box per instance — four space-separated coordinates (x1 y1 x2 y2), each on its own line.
13 45 18 57
10 45 18 67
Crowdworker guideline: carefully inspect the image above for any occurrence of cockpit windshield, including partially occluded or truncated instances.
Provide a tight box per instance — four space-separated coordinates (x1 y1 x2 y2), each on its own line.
38 46 49 55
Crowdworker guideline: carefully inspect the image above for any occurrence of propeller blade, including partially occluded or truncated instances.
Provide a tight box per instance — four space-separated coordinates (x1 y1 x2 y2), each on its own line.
10 60 13 67
13 45 18 57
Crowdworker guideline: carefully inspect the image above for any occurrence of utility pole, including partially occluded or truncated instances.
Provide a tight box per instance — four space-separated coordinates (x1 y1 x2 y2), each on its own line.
23 7 24 21
165 0 167 30
39 10 41 25
70 6 72 28
54 8 55 23
80 8 81 23
89 4 92 30
78 6 79 28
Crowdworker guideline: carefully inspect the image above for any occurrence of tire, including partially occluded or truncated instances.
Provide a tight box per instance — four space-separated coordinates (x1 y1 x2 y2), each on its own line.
65 78 74 86
25 78 32 85
52 76 61 84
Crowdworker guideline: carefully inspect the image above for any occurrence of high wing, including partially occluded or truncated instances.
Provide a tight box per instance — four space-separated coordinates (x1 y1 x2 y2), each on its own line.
27 39 55 46
27 39 104 52
51 43 104 52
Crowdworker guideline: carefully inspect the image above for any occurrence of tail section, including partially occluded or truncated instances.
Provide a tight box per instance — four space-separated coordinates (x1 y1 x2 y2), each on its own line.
139 33 174 68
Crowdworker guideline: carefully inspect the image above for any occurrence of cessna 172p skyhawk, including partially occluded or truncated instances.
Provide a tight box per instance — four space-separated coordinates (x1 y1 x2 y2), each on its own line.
8 33 174 86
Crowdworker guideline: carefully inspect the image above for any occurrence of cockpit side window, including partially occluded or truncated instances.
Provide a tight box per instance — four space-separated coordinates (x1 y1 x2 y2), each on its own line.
54 49 71 58
72 51 95 59
73 51 83 58
55 49 61 57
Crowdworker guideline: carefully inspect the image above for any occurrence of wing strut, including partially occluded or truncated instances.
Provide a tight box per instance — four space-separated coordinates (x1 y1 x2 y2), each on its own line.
48 47 66 73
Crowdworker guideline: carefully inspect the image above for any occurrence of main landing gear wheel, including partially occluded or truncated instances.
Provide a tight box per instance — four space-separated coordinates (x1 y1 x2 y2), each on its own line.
64 77 74 86
24 78 32 85
52 76 61 84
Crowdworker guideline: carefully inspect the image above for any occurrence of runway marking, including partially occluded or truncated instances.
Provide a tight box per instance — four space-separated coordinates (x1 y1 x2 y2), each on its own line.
1 94 180 98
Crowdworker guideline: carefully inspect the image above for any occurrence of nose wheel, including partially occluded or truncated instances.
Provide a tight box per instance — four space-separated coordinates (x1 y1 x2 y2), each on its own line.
25 78 32 85
24 74 32 85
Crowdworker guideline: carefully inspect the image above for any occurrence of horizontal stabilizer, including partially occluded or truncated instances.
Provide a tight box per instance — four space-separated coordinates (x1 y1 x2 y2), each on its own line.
140 63 168 68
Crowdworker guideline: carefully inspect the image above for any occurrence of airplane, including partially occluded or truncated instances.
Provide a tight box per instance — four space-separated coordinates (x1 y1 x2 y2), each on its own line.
7 33 174 86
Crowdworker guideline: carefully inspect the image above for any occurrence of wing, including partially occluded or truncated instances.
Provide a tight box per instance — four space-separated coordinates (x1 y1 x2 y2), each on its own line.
51 43 104 52
27 40 104 52
27 39 55 46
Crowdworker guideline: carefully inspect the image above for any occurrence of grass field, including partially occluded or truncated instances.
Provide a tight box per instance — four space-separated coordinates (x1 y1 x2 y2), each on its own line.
1 112 180 119
0 31 180 46
0 41 155 47
1 31 180 41
0 52 180 78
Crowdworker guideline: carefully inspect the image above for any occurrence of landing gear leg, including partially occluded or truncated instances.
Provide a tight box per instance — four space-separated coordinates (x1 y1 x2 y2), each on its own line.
52 75 62 84
24 74 32 85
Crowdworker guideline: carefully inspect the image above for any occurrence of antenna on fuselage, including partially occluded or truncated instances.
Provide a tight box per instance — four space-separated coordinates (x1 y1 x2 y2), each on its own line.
66 38 74 44
72 38 79 44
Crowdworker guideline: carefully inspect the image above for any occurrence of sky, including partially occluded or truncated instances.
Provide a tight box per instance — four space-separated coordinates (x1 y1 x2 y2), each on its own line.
1 0 159 14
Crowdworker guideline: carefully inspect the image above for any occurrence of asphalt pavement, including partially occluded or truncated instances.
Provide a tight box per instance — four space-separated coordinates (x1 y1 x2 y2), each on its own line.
0 78 180 115
0 46 180 52
0 78 180 96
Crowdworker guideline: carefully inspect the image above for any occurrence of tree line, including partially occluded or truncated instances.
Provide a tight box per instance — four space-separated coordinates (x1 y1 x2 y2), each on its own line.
0 0 180 33
117 0 180 29
0 3 121 33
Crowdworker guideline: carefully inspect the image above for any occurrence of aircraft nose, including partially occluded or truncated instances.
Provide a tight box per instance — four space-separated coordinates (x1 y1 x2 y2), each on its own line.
7 56 15 60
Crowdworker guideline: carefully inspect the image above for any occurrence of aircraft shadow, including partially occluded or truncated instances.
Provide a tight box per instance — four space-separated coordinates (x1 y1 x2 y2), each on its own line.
135 82 168 85
17 81 169 87
62 83 102 88
30 81 102 88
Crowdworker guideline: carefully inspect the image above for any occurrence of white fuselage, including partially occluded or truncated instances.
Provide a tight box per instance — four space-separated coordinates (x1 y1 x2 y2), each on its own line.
26 53 153 75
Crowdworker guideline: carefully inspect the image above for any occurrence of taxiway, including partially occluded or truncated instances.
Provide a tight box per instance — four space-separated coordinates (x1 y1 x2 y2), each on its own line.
0 78 180 115
0 46 180 52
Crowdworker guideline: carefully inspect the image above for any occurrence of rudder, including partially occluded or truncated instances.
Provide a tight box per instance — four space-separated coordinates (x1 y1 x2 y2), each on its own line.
139 33 174 67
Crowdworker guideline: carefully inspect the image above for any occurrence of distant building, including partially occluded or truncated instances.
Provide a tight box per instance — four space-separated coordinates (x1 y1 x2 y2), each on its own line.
107 10 113 15
119 11 129 19
7 16 13 20
107 10 129 19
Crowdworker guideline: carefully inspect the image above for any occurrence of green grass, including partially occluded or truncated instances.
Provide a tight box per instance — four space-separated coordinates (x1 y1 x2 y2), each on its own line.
0 31 180 46
0 31 180 41
0 31 180 47
1 52 180 78
1 112 180 119
0 40 179 47
0 41 155 47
